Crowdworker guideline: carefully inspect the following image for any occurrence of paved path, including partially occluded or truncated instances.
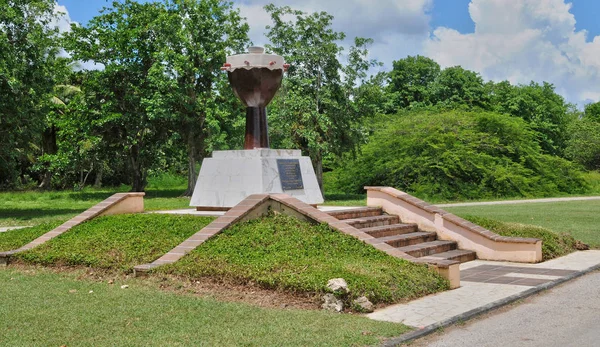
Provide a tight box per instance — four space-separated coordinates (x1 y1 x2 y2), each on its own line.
0 226 28 233
412 270 600 347
436 196 600 207
368 251 600 328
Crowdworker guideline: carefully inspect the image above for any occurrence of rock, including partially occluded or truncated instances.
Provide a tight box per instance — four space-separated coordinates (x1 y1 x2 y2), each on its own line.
326 278 349 293
353 296 374 313
120 285 129 289
321 293 344 313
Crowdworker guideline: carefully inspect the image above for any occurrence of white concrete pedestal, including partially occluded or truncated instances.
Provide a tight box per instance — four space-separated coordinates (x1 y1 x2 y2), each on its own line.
190 149 324 208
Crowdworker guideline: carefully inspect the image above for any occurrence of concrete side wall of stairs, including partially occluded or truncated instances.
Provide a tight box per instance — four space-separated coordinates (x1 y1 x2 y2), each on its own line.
365 187 542 263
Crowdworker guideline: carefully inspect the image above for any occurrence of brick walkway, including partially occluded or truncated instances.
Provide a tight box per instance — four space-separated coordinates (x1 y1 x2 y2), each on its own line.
368 250 600 328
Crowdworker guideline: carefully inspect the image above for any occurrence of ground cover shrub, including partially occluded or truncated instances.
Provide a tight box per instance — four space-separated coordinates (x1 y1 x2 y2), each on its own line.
159 213 449 304
16 214 214 271
0 221 64 252
465 216 579 260
331 111 587 201
582 171 600 195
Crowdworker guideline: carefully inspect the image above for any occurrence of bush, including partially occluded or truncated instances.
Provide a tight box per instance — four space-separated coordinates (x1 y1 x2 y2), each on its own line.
464 216 578 260
330 111 587 201
565 119 600 171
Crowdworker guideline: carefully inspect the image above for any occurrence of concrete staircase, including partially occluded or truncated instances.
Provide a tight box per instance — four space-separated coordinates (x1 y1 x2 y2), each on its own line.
327 207 476 264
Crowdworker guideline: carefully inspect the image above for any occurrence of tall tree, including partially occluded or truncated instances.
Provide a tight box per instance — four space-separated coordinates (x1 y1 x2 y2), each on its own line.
0 0 62 187
429 66 489 109
64 0 172 191
584 101 600 122
147 0 249 196
388 55 440 109
265 5 378 191
490 81 571 156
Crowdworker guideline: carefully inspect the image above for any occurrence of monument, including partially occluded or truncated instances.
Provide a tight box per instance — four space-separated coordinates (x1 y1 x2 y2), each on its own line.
190 47 324 209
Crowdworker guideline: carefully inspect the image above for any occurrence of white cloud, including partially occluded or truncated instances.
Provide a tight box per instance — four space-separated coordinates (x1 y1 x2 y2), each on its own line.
424 0 600 105
53 3 103 71
52 4 76 33
235 0 432 70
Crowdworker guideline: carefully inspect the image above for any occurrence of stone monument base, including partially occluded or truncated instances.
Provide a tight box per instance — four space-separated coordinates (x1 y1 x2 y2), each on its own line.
190 149 324 209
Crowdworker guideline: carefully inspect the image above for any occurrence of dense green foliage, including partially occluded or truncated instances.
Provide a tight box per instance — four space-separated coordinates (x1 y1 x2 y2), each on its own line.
160 213 448 304
566 119 600 171
2 0 599 202
331 111 587 201
464 216 578 260
0 268 409 346
16 214 214 271
0 0 66 187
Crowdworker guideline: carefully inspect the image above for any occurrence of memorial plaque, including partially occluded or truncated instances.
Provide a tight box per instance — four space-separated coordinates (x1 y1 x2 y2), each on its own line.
277 159 304 190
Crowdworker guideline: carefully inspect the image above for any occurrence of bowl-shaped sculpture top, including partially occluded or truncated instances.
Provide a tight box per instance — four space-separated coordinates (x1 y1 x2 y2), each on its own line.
223 47 287 107
228 68 283 107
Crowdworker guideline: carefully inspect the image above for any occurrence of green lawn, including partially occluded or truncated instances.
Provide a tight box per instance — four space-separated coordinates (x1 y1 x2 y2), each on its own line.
0 189 191 227
446 200 600 247
0 267 409 346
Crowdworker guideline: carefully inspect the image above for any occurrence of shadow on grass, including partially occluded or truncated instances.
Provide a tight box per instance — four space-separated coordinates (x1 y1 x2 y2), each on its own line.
61 189 185 200
0 208 84 221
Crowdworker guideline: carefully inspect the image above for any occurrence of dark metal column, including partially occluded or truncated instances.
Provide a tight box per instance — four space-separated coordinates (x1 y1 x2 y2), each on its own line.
244 106 269 149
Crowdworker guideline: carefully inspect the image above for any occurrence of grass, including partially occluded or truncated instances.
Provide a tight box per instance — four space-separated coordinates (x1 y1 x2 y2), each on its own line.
13 214 213 272
446 200 600 248
464 216 579 260
322 193 367 206
160 213 449 304
0 188 191 227
0 267 410 346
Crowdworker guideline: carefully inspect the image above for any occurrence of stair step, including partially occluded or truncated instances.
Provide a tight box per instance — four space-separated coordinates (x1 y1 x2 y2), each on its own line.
361 223 418 238
377 231 437 248
420 249 477 263
397 240 457 257
344 215 399 229
326 207 382 220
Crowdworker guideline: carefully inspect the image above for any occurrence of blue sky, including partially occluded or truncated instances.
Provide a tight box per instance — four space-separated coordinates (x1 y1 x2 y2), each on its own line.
57 0 600 38
55 0 600 105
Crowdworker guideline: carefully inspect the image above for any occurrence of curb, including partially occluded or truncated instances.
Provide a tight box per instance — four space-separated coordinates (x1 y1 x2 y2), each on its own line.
381 262 600 346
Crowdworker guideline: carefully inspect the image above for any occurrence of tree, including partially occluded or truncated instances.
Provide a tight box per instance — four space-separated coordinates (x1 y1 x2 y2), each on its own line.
0 0 62 187
64 0 175 191
489 81 571 156
584 101 600 122
429 66 489 109
388 55 440 108
565 119 600 171
265 5 378 191
146 0 249 196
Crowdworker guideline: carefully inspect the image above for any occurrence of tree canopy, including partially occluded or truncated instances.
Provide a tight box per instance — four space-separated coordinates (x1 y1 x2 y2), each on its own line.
0 0 597 203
